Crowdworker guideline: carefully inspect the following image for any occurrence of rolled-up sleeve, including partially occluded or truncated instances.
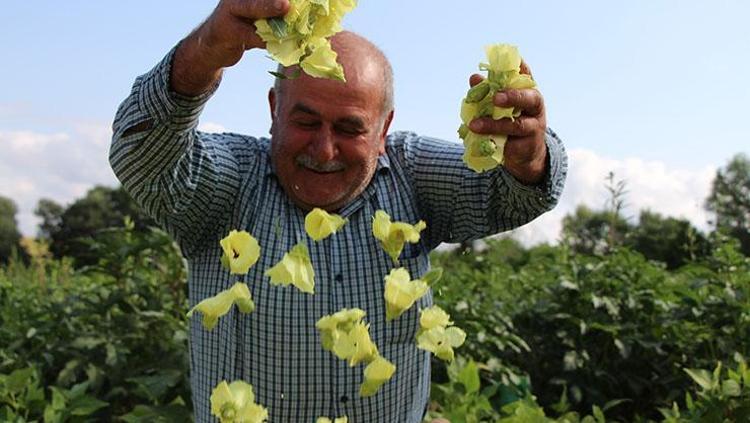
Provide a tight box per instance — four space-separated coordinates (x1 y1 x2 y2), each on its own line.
399 128 568 248
109 47 241 256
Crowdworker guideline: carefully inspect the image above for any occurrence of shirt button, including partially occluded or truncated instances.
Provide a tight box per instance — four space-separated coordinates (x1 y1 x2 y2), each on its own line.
335 273 343 283
340 395 349 403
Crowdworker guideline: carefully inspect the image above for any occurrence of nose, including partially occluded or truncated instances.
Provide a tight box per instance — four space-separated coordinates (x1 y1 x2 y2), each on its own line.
308 125 338 163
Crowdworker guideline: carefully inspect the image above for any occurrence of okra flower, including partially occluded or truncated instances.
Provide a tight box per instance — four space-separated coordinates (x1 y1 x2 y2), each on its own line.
187 282 255 330
220 230 261 275
372 210 426 264
458 44 537 173
416 306 466 362
360 355 396 397
265 242 315 294
255 0 358 81
210 380 268 423
333 321 379 366
305 207 347 241
316 308 367 352
317 417 348 423
383 268 429 321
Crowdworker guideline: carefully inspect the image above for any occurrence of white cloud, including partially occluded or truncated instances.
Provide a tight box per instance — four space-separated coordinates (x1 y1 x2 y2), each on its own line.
508 148 717 246
198 121 228 133
0 125 118 236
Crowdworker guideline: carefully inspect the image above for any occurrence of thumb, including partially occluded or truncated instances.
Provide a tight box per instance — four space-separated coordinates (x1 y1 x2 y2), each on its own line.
469 73 484 87
229 0 290 20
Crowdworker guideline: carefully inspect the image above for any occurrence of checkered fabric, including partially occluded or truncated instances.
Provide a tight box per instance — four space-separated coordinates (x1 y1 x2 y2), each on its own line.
109 47 567 422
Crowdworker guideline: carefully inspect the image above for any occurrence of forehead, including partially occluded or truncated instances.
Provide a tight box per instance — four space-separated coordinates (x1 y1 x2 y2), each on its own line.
279 59 384 117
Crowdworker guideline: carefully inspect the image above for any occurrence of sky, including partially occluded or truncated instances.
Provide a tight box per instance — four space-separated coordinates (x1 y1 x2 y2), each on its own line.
1 1 748 244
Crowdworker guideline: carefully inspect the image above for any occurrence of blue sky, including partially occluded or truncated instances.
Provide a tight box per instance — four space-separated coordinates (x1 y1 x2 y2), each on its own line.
1 1 749 241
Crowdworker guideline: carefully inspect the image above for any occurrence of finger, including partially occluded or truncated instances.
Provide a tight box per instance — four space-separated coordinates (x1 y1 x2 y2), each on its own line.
229 0 290 19
519 59 533 79
494 88 544 117
469 73 484 87
469 115 541 137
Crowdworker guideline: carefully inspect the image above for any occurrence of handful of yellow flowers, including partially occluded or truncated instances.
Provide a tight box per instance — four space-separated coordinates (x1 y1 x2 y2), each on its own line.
255 0 358 81
458 44 537 173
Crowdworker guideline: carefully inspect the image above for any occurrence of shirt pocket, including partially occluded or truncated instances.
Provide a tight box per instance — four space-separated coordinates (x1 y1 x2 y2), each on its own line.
383 249 434 345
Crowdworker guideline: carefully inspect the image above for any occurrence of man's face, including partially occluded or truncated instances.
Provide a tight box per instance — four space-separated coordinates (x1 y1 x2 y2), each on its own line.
269 63 393 211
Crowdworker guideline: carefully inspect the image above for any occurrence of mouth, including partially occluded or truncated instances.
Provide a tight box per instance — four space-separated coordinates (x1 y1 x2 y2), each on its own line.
295 155 346 174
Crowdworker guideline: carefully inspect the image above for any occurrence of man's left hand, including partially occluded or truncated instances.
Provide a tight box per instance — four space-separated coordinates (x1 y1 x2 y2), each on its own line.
467 63 548 185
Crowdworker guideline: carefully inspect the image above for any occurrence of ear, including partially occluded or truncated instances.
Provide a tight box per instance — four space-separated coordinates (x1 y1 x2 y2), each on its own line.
377 110 394 154
268 88 277 121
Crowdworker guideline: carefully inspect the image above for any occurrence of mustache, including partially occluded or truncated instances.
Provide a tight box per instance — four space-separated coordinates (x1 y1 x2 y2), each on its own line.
295 155 346 173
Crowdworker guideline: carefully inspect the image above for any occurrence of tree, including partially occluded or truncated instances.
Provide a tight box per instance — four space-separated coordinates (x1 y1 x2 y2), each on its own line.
705 153 750 255
43 186 154 265
626 210 709 269
0 196 22 263
561 205 631 255
34 198 64 240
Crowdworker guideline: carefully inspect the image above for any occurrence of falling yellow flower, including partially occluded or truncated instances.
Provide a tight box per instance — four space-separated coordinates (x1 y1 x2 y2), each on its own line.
265 242 315 294
210 380 268 423
317 417 348 423
316 308 367 352
220 230 261 275
305 207 347 241
416 326 467 362
419 306 452 330
255 0 358 81
372 210 426 264
384 268 429 321
458 43 537 173
416 305 466 362
332 321 379 366
187 282 255 330
360 355 396 397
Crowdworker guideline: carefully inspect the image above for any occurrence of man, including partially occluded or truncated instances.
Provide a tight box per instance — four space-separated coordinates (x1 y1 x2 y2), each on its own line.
110 0 567 421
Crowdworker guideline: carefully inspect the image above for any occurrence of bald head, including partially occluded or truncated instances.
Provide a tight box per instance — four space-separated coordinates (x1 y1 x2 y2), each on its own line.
273 31 394 119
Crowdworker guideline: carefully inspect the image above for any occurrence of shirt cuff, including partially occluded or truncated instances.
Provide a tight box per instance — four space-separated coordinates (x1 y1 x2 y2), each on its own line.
135 45 222 132
500 127 568 208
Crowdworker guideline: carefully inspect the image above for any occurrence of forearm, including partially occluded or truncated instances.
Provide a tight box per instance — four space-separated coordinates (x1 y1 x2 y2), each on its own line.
171 27 226 97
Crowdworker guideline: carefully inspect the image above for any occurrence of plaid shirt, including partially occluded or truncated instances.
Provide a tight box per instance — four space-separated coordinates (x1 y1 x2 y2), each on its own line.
110 48 567 422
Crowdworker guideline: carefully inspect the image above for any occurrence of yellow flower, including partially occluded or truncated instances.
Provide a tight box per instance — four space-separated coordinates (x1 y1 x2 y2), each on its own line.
300 38 346 82
483 44 522 73
265 242 315 294
462 131 506 173
220 230 261 275
305 207 347 241
333 321 379 366
372 210 427 264
384 268 429 321
210 380 268 423
416 306 466 362
316 309 378 366
419 305 452 330
316 308 367 352
458 44 537 173
255 0 357 80
416 326 467 362
187 283 255 330
360 356 396 397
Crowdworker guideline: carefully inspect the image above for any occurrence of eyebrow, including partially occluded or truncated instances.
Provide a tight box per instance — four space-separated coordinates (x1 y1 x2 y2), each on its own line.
290 102 367 129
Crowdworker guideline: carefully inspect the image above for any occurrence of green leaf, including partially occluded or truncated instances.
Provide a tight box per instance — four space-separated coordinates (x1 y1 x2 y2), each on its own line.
458 359 480 394
50 386 67 410
127 370 183 401
421 267 444 285
68 395 108 416
268 17 288 38
684 368 713 390
722 379 741 397
592 405 605 423
6 367 34 393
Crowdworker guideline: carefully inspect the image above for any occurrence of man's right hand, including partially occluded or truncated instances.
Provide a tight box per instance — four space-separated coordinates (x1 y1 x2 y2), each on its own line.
171 0 290 96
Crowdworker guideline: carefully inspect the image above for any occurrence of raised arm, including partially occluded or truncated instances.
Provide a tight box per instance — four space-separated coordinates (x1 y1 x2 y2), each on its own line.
109 1 288 256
